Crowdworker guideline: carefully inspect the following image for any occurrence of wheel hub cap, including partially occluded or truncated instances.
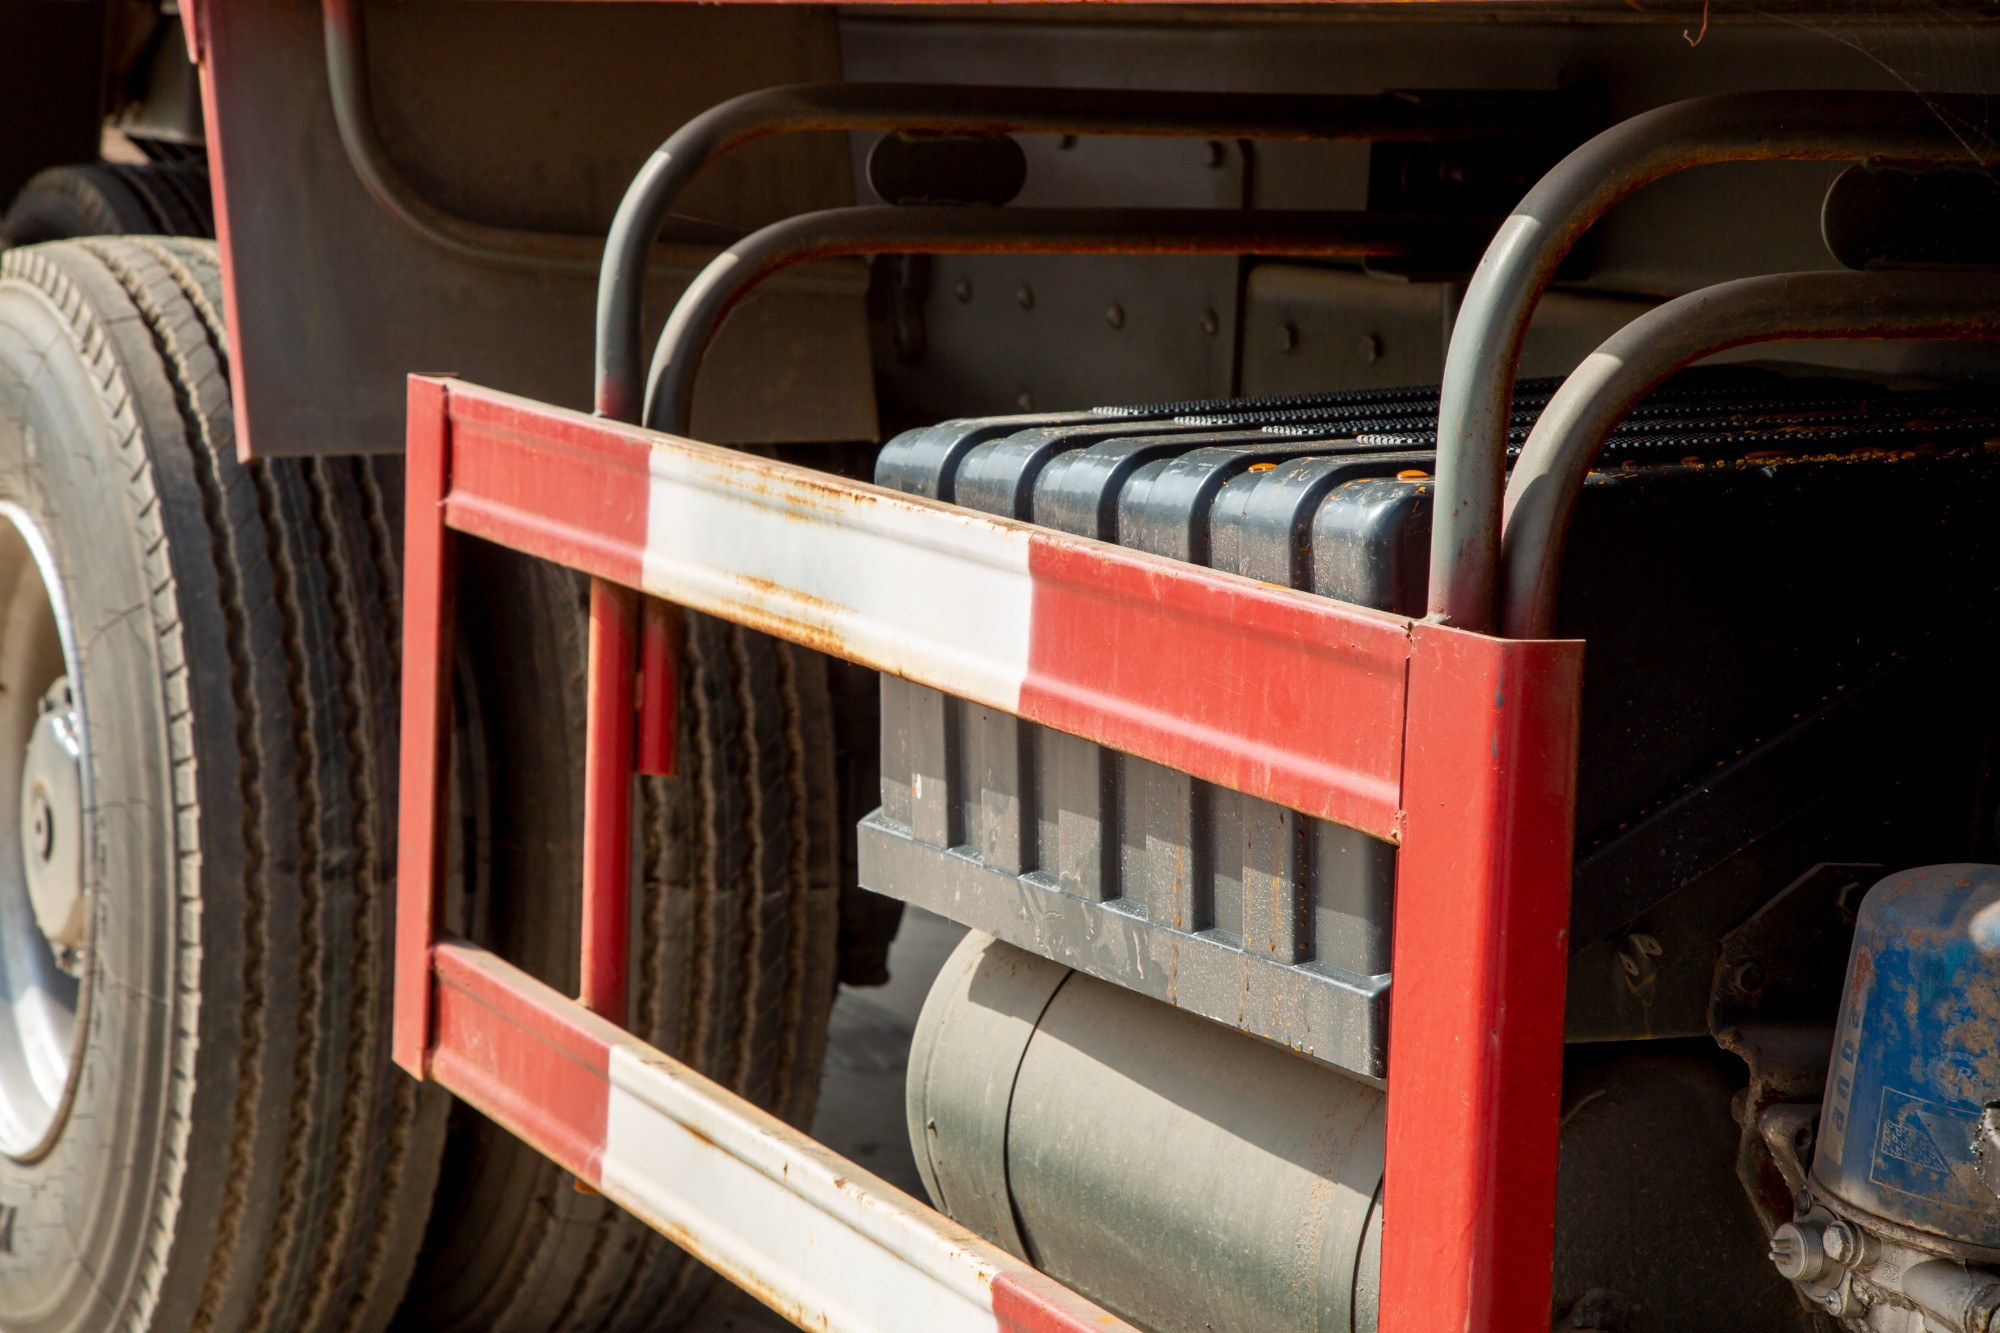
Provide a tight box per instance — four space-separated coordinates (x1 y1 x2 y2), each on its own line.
0 510 86 1158
21 679 82 970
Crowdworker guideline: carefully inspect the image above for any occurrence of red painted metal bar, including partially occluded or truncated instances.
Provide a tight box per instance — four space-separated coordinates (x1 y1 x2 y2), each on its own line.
430 940 615 1184
392 376 456 1076
1384 623 1584 1332
432 378 1413 841
429 937 1139 1333
581 579 638 1022
636 597 682 778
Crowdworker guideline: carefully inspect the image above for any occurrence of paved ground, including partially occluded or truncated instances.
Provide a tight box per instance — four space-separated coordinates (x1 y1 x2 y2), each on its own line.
682 908 969 1331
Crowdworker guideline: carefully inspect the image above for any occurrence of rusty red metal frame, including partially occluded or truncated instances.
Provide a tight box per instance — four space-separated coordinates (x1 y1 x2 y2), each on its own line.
395 374 1584 1333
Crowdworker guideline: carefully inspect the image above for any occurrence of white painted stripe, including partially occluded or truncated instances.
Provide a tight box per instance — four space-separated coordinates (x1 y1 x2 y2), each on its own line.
600 1043 1005 1333
643 447 1033 709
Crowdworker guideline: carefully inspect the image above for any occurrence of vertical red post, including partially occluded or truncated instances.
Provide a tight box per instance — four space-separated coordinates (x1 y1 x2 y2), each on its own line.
635 597 682 778
394 376 457 1076
1379 623 1584 1333
580 578 638 1024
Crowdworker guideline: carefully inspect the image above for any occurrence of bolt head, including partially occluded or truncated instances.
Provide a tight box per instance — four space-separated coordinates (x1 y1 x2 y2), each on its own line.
1821 1221 1864 1267
1820 1279 1858 1319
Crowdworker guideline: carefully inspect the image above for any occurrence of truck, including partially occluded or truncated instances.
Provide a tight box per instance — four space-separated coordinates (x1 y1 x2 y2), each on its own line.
2 2 1998 1330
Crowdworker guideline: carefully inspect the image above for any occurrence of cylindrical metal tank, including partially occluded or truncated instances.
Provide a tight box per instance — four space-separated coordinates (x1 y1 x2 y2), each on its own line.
1813 864 2000 1254
906 932 1385 1333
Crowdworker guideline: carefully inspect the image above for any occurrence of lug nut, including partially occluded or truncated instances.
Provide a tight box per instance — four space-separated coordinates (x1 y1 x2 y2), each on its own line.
1771 1222 1829 1282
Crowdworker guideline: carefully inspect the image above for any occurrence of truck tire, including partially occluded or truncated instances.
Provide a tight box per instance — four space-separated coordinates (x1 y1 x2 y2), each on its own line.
0 237 445 1333
395 547 841 1333
0 162 214 249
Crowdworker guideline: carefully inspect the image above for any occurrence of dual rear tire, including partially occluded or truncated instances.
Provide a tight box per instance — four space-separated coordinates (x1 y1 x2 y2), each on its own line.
0 163 215 250
0 236 439 1333
0 235 841 1333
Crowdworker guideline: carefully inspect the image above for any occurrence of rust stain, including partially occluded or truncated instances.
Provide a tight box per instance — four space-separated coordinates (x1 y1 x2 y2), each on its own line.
708 574 860 662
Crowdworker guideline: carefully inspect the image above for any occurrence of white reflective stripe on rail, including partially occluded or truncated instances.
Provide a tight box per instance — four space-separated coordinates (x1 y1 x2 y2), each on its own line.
598 1044 1006 1333
643 447 1033 708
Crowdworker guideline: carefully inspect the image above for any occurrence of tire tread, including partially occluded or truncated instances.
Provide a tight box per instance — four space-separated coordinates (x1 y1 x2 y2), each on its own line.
0 238 439 1333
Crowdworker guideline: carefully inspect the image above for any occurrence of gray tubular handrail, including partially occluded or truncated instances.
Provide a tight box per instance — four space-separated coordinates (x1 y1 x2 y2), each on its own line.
598 84 1573 423
1429 89 1989 633
1498 268 2000 641
639 205 1496 436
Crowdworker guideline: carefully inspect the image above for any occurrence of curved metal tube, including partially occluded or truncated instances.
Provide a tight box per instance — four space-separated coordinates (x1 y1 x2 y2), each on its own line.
642 206 1494 436
1430 89 1988 632
600 86 1571 422
323 0 609 273
1498 268 2000 640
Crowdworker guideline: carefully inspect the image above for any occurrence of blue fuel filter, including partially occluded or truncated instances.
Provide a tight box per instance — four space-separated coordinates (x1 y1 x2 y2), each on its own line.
1813 864 2000 1251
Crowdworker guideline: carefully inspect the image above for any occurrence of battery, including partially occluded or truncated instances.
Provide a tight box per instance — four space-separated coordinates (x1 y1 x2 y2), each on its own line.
858 370 2000 1078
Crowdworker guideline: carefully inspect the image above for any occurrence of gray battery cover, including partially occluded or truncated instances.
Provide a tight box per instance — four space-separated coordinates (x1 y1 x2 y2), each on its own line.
859 371 2000 1078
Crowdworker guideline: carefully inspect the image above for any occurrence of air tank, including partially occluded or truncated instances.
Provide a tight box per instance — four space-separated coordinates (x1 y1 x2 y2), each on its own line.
906 932 1385 1333
1813 863 2000 1253
911 932 1813 1332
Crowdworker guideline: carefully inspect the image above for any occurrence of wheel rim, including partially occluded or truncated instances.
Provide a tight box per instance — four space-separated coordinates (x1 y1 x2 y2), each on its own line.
0 507 88 1158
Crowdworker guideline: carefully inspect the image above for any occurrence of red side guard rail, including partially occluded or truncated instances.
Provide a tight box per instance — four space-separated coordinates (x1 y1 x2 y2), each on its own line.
394 375 1584 1333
